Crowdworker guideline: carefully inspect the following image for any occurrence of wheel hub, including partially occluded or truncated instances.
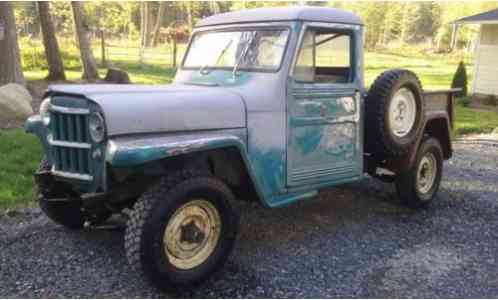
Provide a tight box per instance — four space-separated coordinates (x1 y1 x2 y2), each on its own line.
416 153 437 195
179 220 206 245
389 88 417 138
164 199 221 270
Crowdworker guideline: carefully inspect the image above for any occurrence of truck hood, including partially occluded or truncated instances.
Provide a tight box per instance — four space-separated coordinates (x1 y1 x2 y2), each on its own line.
48 84 246 136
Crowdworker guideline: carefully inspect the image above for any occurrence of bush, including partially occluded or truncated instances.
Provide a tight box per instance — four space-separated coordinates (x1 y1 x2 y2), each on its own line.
451 61 468 97
459 96 471 107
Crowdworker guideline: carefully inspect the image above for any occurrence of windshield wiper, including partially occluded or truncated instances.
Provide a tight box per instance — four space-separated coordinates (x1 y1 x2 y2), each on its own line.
200 39 233 75
232 32 257 79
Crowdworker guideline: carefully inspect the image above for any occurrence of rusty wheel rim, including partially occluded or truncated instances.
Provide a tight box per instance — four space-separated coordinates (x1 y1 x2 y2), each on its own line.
163 199 221 270
416 152 437 195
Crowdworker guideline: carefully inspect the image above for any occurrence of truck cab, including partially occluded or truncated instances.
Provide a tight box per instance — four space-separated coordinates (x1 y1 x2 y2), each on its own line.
25 7 458 291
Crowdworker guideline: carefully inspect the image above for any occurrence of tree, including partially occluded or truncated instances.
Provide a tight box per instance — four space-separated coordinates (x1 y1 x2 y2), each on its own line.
186 1 194 30
451 61 468 97
37 1 66 81
140 2 153 47
71 1 99 81
0 2 25 85
151 1 166 47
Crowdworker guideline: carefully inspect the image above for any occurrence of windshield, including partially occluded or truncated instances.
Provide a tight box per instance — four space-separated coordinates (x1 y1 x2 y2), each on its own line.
183 28 290 72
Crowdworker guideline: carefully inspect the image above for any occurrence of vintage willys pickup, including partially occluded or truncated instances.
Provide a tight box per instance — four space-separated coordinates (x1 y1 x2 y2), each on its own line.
26 7 459 291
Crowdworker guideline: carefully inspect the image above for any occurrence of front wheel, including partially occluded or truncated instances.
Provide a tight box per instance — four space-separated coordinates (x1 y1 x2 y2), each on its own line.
124 171 238 291
395 138 444 208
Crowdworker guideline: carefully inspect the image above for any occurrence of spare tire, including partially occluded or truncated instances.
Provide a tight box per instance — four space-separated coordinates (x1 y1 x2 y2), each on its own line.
365 69 425 157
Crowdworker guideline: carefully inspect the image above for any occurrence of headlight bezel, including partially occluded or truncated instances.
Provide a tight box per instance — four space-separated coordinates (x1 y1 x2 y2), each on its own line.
89 112 106 143
39 98 51 126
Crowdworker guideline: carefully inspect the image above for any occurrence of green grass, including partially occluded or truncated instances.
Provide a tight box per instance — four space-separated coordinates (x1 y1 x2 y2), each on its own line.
22 38 182 84
454 103 498 135
0 129 42 209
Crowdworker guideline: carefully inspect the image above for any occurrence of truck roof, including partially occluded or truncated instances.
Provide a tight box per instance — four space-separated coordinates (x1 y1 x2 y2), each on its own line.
195 6 364 28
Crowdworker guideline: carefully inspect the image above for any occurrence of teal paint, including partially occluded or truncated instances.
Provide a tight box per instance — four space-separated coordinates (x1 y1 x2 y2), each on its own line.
107 135 248 167
286 22 363 188
184 69 252 87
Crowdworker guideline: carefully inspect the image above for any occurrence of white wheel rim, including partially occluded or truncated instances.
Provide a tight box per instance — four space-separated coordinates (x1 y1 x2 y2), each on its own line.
416 152 437 195
389 88 417 138
163 199 221 270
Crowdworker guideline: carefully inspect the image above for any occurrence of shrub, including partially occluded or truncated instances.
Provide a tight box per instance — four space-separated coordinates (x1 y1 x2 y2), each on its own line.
459 96 471 107
451 61 468 97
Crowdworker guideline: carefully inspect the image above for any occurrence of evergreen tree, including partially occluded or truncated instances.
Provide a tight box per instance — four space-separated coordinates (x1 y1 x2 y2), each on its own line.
451 61 468 97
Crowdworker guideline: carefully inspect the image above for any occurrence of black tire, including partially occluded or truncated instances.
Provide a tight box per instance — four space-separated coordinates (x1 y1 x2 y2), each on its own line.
365 69 425 157
37 159 110 229
395 137 443 209
124 170 238 292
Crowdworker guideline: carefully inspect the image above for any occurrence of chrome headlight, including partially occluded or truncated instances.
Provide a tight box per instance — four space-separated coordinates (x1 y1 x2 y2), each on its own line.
39 98 51 126
89 112 105 143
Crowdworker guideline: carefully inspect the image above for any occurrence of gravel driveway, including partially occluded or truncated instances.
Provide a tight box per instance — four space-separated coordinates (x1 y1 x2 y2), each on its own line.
1 142 497 298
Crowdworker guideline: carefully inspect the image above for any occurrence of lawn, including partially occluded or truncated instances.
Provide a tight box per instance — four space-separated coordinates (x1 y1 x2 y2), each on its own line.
1 44 497 209
0 129 42 209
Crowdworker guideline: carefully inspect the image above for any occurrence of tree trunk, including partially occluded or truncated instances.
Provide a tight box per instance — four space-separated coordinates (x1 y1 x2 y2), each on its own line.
140 2 145 48
0 2 25 86
186 2 193 31
140 2 153 47
71 1 99 81
151 1 166 47
37 1 66 81
209 2 220 15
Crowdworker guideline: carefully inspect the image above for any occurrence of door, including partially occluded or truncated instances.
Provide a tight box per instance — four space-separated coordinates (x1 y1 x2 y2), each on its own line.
287 25 362 187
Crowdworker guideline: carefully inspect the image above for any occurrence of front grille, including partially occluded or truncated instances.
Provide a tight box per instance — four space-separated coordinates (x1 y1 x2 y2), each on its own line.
49 105 93 180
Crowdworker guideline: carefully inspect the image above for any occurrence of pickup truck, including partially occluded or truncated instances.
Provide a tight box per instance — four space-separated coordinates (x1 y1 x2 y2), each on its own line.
25 7 460 291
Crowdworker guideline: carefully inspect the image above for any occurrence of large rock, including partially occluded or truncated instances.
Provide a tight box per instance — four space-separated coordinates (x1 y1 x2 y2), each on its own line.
0 83 33 122
104 68 131 84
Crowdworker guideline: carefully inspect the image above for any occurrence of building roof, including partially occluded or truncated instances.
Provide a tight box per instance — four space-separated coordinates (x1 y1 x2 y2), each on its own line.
454 8 498 24
195 6 363 28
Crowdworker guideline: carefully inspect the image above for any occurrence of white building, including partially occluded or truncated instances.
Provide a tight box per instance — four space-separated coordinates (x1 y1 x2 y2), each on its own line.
455 9 498 98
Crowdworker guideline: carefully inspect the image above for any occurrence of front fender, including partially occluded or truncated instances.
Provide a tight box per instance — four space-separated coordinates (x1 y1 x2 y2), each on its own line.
106 128 283 207
106 129 248 167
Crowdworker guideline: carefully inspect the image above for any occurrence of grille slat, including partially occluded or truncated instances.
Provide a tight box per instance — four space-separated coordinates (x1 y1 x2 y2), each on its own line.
57 114 64 141
81 116 88 143
67 114 75 142
59 147 67 171
69 148 76 172
50 106 92 178
75 115 83 142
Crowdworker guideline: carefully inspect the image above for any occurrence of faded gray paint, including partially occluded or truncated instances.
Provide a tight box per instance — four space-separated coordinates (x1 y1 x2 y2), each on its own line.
47 84 246 136
196 6 363 27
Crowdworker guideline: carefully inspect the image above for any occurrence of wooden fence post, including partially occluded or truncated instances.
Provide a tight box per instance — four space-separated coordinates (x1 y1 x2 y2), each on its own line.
172 37 177 68
100 29 106 67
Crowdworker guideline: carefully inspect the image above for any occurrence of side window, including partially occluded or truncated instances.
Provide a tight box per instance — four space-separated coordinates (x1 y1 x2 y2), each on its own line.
294 28 353 84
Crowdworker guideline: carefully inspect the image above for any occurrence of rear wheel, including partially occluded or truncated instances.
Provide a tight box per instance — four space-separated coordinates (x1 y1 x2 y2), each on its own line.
395 138 443 208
